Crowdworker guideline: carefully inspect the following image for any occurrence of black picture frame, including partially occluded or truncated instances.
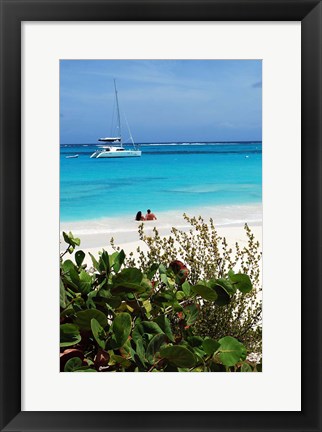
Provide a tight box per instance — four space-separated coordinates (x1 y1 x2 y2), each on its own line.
0 0 321 431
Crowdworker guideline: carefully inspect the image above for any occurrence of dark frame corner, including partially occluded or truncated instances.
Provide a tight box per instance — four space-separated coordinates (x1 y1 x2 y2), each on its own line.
1 1 321 431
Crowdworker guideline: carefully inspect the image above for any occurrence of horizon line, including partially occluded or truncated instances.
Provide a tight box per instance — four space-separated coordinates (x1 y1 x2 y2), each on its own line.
61 140 263 145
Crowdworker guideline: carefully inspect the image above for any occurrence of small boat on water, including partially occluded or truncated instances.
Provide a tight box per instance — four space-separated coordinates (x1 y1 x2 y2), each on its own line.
90 80 141 159
66 154 79 159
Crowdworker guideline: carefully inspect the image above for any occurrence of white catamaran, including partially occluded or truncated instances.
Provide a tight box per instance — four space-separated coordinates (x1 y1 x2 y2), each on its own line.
90 80 141 159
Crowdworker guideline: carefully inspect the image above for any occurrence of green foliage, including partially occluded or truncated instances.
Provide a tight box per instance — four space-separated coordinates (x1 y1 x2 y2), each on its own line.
60 324 81 347
91 318 106 349
111 214 262 355
111 313 132 348
74 309 107 331
218 336 247 366
159 345 196 368
228 271 252 294
60 218 262 372
202 337 220 355
62 232 80 255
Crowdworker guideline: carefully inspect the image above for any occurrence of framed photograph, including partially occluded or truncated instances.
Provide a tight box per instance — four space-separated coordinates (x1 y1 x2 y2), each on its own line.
1 0 321 431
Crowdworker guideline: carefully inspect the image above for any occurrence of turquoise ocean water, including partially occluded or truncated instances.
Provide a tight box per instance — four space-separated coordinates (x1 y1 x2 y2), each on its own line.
60 142 262 222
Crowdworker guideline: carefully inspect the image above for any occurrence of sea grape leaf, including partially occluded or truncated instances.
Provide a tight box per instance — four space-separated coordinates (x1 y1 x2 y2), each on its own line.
62 260 80 285
228 269 235 278
134 336 147 367
202 337 220 355
75 250 85 267
122 340 137 360
63 231 72 246
111 312 132 348
173 302 183 312
218 336 247 366
192 284 218 301
164 364 179 372
160 345 196 368
72 235 80 246
74 309 107 331
111 268 146 295
113 268 143 285
60 304 76 319
147 263 159 280
89 252 100 272
110 282 147 295
79 270 92 294
210 363 226 372
181 281 191 297
112 250 126 273
176 291 185 300
141 321 163 335
91 318 106 349
108 251 118 268
212 284 231 306
160 273 169 286
143 300 152 315
132 323 144 344
108 354 131 368
154 315 175 342
183 304 199 325
104 297 122 310
214 278 236 295
153 290 175 305
86 290 97 309
193 347 207 361
140 277 153 291
241 363 253 372
60 279 67 308
187 336 204 347
228 273 252 293
146 333 167 364
64 357 83 372
63 231 80 248
99 250 110 274
60 324 81 347
158 264 167 274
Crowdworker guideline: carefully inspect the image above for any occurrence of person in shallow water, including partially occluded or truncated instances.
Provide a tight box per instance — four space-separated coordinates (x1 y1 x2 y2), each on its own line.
135 211 145 221
145 209 157 220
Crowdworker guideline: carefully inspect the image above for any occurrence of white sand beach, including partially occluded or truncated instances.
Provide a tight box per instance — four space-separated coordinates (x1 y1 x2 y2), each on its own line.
60 203 262 264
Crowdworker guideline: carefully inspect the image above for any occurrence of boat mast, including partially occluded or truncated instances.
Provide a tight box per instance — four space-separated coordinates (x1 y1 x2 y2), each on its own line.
114 79 122 145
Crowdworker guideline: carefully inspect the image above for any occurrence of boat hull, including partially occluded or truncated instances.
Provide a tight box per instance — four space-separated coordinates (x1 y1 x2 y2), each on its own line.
91 150 142 158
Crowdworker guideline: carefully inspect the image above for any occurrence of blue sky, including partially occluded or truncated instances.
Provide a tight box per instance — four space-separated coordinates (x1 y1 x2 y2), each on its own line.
60 60 262 144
